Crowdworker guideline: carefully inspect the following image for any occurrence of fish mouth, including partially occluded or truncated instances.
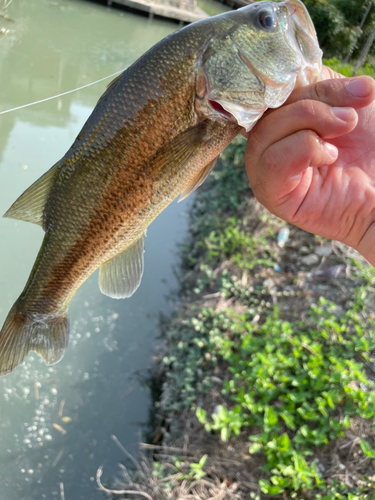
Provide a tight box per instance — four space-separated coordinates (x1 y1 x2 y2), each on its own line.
207 99 237 122
209 97 265 132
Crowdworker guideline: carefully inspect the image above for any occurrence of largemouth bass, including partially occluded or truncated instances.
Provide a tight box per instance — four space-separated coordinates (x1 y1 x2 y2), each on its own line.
0 0 321 375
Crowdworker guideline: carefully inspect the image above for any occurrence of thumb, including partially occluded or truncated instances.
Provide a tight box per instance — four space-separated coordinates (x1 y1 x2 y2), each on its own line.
284 66 375 109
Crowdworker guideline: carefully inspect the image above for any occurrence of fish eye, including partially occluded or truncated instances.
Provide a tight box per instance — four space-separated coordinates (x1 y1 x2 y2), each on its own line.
257 9 277 31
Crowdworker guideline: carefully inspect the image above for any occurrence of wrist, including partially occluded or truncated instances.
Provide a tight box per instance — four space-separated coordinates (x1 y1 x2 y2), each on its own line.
356 221 375 268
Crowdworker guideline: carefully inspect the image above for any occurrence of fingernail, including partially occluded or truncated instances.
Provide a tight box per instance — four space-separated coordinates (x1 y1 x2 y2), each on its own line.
347 77 374 97
324 142 338 158
331 106 356 121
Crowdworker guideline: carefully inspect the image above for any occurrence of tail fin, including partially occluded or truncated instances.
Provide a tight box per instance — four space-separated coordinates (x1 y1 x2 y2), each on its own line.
0 302 69 376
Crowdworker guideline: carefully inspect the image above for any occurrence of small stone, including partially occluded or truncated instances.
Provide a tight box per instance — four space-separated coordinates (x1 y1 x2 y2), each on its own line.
263 278 274 289
299 246 310 255
284 264 295 273
301 254 319 266
314 245 332 257
313 265 343 281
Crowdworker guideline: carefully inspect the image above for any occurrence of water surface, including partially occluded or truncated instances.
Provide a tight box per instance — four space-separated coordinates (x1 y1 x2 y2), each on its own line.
0 1 195 498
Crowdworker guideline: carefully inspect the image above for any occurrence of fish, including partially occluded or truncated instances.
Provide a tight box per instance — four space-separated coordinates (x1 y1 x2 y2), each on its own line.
0 0 322 375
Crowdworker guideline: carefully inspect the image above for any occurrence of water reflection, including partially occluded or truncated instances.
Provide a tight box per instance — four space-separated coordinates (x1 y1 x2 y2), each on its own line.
0 1 192 498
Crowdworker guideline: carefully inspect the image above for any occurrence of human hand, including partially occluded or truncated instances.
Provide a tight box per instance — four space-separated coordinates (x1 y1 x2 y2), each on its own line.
245 66 375 266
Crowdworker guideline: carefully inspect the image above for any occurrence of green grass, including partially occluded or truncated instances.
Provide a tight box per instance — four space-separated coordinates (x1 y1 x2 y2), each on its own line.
324 57 375 78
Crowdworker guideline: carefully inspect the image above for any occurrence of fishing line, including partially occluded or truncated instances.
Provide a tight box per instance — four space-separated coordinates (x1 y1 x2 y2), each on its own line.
0 68 125 116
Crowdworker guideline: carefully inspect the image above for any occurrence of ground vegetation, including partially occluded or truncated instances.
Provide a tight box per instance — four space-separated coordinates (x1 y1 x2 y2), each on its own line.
105 123 375 498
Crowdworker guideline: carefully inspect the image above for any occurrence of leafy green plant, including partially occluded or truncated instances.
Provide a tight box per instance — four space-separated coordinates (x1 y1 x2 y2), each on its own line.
174 455 208 481
324 57 375 77
359 440 375 458
202 217 275 270
188 455 208 481
197 405 245 442
196 296 375 496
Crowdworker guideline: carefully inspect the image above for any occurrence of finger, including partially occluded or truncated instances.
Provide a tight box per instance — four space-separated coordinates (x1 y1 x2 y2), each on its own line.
248 99 357 157
246 130 337 208
321 66 344 80
285 73 375 109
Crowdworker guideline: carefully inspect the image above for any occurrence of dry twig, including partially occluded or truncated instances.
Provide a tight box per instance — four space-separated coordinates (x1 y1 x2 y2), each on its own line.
96 466 153 500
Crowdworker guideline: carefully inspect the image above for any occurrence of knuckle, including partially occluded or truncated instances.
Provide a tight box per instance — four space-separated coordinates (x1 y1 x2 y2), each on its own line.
247 128 266 153
313 81 328 102
298 130 320 164
252 174 268 201
295 99 319 120
304 130 320 152
262 147 280 174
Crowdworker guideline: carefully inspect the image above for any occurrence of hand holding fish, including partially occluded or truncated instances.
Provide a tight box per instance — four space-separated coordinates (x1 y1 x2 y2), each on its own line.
245 68 375 266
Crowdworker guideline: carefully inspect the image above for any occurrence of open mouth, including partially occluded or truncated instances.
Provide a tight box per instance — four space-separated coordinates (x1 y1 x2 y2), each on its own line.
208 100 236 120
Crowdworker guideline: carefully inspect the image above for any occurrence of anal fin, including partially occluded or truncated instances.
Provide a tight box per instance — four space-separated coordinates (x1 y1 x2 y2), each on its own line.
99 233 145 299
4 162 60 227
178 156 219 202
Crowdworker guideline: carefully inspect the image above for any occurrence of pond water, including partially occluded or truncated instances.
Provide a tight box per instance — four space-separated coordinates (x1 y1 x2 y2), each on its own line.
0 0 229 498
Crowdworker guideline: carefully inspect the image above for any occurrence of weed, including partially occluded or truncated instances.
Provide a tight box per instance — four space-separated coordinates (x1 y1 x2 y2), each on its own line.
174 455 208 481
196 294 375 496
324 57 375 78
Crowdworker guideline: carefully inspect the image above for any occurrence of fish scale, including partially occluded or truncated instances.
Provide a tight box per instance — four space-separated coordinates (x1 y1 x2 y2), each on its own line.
0 0 322 375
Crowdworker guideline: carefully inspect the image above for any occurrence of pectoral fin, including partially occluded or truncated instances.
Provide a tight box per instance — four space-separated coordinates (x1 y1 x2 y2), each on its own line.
99 233 145 299
178 156 219 202
4 163 60 227
146 121 208 182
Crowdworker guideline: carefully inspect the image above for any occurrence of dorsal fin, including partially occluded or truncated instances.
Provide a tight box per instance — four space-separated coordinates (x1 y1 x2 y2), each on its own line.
178 156 219 202
99 232 145 299
97 71 125 104
4 163 60 227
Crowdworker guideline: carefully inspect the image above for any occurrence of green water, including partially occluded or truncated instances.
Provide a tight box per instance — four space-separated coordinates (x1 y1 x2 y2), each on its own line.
0 1 203 498
198 0 231 16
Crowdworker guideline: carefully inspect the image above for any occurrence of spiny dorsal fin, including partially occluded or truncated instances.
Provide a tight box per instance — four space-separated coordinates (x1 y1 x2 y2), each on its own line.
97 71 125 104
4 163 60 227
178 156 219 202
99 232 145 299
